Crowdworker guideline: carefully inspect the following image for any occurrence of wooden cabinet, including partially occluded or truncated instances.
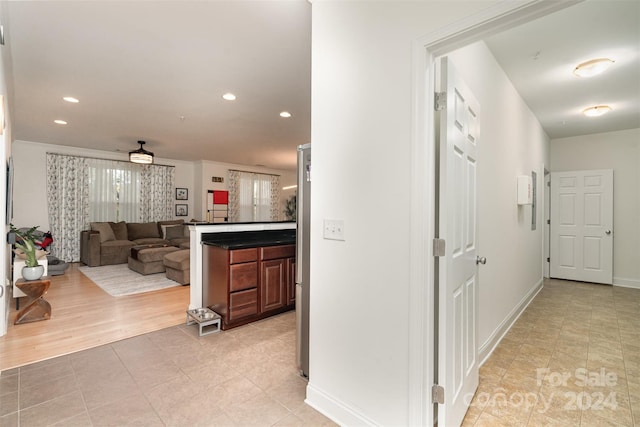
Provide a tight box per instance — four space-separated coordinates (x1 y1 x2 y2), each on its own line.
287 258 296 306
204 243 295 330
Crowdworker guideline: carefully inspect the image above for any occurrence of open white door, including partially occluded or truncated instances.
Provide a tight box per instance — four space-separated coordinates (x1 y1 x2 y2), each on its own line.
550 169 613 284
436 57 480 427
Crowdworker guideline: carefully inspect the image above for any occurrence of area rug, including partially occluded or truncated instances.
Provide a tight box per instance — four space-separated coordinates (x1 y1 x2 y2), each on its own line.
78 264 180 297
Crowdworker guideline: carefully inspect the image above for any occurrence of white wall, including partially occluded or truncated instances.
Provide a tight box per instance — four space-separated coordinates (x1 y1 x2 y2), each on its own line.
11 140 297 232
11 140 195 231
1 1 13 337
551 128 640 288
447 42 549 357
309 2 502 425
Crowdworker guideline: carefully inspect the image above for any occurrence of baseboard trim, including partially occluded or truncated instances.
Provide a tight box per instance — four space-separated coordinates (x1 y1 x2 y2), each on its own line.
305 382 377 427
614 277 640 289
478 278 544 365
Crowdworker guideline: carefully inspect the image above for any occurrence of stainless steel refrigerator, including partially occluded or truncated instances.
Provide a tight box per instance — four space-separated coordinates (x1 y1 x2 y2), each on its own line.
296 143 311 378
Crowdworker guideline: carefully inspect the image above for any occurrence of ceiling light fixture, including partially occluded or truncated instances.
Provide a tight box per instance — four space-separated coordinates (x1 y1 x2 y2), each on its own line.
573 58 614 78
222 93 236 101
582 105 612 117
63 96 79 103
129 140 154 164
54 119 68 125
280 111 292 118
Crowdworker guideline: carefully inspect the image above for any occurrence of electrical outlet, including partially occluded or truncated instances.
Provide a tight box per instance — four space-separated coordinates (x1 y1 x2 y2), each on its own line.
323 219 345 241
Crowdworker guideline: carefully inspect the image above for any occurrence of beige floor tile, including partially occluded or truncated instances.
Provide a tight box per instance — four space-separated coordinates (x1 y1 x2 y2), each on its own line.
224 391 291 426
0 391 18 418
19 390 87 427
87 393 161 426
0 411 18 427
19 373 79 410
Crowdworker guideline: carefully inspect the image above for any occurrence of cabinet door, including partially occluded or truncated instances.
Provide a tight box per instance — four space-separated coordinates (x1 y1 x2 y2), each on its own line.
287 257 296 306
260 259 286 313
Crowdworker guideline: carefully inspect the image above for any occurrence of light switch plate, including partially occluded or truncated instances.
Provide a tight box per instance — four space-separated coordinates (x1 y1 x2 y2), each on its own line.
323 219 345 241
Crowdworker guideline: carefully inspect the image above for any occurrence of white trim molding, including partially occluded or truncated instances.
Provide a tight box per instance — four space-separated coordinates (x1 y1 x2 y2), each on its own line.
478 278 544 365
614 277 640 290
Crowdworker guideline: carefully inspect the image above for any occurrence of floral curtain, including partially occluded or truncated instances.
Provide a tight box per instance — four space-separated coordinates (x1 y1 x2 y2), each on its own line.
227 170 241 222
269 174 281 221
46 153 90 262
139 164 174 222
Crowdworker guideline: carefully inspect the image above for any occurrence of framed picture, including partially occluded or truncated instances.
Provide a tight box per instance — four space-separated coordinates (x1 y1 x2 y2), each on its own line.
175 204 188 217
176 187 188 200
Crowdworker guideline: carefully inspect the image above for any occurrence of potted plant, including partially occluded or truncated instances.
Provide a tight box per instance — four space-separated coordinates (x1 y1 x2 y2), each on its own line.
284 194 296 221
10 224 46 280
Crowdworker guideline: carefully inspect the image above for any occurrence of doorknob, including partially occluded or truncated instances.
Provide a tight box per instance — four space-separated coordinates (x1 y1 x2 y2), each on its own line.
605 230 612 235
476 256 487 265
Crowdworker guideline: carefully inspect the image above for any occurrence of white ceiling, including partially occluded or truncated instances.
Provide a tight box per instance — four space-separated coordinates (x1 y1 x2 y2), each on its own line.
4 1 639 171
5 1 311 171
484 0 640 140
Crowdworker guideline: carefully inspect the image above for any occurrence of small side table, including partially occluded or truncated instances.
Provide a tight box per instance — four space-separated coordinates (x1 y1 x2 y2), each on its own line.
186 308 221 336
14 278 52 324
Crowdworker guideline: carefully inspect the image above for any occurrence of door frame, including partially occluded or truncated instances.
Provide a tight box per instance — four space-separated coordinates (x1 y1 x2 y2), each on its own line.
407 1 581 424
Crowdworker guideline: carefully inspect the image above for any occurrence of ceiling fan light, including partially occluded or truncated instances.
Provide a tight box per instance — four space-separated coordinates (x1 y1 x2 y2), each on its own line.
129 140 154 164
583 105 612 117
573 58 614 78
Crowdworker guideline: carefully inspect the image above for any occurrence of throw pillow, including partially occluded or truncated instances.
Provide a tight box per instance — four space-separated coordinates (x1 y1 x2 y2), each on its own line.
127 222 161 240
164 224 185 240
157 219 184 236
91 222 116 243
109 221 128 240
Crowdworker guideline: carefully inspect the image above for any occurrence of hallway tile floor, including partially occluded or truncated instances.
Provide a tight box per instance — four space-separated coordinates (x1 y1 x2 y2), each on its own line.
0 311 336 426
2 279 638 426
463 279 640 427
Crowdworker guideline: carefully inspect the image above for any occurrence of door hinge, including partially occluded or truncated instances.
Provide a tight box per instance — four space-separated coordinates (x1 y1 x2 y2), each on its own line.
435 92 446 111
547 257 550 262
432 384 445 404
547 219 550 224
433 238 446 257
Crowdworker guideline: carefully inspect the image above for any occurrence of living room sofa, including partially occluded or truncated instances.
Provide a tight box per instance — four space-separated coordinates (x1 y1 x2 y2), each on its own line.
80 220 190 267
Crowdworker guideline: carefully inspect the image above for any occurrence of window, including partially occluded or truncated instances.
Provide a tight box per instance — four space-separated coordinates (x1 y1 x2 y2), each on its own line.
229 170 281 222
88 159 141 222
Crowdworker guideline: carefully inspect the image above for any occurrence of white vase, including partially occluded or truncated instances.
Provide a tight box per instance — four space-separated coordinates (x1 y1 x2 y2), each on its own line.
22 265 45 281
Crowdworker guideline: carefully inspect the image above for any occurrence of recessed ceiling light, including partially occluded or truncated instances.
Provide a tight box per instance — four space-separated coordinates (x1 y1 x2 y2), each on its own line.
222 93 236 101
63 96 79 103
280 111 292 118
574 58 614 78
582 105 612 117
54 119 68 125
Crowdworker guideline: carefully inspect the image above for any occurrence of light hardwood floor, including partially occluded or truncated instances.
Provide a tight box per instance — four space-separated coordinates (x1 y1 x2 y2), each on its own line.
0 263 190 372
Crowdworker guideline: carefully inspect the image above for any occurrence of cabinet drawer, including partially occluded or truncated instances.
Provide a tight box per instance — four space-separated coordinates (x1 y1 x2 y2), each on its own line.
260 245 295 261
230 262 258 292
229 288 258 321
230 248 258 264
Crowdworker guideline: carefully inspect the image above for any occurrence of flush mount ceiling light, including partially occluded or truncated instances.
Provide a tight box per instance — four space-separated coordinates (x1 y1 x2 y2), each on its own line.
279 111 292 118
63 96 79 103
573 58 614 78
54 119 67 125
222 93 236 101
583 105 612 117
129 140 154 164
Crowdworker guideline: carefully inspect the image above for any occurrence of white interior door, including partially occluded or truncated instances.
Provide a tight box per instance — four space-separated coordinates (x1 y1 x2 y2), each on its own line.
436 57 480 427
550 170 613 284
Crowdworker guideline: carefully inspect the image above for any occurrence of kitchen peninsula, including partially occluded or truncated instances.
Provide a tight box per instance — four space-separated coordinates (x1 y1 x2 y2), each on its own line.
186 222 296 319
203 229 296 329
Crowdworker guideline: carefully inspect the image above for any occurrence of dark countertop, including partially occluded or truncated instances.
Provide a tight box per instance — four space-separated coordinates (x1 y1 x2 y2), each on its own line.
201 229 296 250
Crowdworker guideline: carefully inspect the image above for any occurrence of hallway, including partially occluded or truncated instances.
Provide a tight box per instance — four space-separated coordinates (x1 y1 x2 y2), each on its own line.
463 279 639 426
